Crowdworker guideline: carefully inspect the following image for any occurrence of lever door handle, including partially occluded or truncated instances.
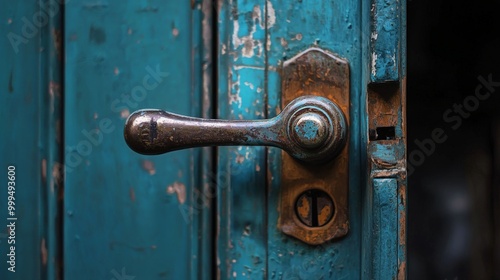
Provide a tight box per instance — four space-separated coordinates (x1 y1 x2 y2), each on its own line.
124 96 347 163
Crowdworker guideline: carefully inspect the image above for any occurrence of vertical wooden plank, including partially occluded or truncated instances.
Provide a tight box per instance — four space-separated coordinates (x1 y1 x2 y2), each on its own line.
266 0 362 278
191 1 214 279
372 178 398 279
370 0 401 82
64 1 210 279
0 1 63 279
364 0 406 277
42 1 64 278
216 0 268 278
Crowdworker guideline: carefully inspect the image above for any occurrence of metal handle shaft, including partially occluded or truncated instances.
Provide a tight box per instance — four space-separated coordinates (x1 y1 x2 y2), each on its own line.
124 96 347 163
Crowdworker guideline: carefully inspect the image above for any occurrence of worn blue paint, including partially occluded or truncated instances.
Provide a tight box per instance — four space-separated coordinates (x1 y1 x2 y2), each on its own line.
215 0 406 278
372 178 399 279
1 0 405 278
217 1 268 279
215 0 365 278
64 1 211 279
363 0 407 277
0 1 63 279
372 144 398 165
294 119 320 140
370 0 401 82
266 0 363 279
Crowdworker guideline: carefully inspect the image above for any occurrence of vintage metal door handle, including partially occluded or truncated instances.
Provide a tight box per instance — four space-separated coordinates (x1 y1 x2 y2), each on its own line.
124 96 347 163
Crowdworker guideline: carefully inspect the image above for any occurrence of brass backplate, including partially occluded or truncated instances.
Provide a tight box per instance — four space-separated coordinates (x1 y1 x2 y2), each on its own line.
280 48 350 245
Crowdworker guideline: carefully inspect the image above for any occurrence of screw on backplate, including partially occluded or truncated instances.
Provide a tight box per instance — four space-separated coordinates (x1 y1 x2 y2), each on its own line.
295 189 335 227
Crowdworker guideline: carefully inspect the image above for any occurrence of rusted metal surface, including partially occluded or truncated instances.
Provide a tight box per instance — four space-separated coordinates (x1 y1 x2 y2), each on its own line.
280 47 350 245
295 189 335 227
124 95 346 163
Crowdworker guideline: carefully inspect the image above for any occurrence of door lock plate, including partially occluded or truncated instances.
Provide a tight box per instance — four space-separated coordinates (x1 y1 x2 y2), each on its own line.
280 48 350 245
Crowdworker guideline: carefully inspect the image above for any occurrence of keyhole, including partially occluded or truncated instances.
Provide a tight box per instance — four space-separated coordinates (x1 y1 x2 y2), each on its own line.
295 189 335 227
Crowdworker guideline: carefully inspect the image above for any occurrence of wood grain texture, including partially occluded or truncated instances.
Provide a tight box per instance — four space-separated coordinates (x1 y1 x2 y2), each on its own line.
266 1 363 279
0 1 63 279
216 1 268 278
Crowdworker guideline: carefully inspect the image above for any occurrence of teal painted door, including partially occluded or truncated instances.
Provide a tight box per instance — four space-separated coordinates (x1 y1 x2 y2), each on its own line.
0 0 406 279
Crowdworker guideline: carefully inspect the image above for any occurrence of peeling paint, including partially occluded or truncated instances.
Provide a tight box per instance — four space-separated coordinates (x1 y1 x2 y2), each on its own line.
120 109 130 119
41 238 48 266
243 81 255 90
228 72 242 108
266 0 276 28
235 155 244 163
371 52 378 77
41 159 47 182
231 5 264 58
141 160 156 175
129 187 136 202
52 162 62 189
280 37 288 48
202 1 213 118
49 81 61 98
166 182 186 204
52 28 62 60
172 28 179 37
233 65 265 70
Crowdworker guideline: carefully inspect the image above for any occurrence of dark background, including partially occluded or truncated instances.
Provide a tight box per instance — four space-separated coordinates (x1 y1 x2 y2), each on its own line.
407 0 500 278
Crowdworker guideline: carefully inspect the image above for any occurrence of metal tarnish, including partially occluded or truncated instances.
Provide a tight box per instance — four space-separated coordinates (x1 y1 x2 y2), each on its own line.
280 47 350 245
124 96 346 163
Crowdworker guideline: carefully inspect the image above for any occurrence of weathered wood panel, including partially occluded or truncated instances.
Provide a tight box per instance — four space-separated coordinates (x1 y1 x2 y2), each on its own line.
64 1 211 279
1 1 63 279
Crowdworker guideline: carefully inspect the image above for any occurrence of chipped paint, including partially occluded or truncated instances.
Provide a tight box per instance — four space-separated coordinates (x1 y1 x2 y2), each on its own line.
41 159 47 182
266 0 276 28
141 160 156 175
243 81 254 90
120 109 130 119
49 81 61 98
233 65 265 70
280 37 288 48
235 155 244 164
129 187 136 202
52 162 62 189
370 0 400 82
231 5 264 58
41 238 48 266
228 72 242 108
167 182 186 204
371 52 378 77
172 28 179 37
52 28 62 60
202 1 213 119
